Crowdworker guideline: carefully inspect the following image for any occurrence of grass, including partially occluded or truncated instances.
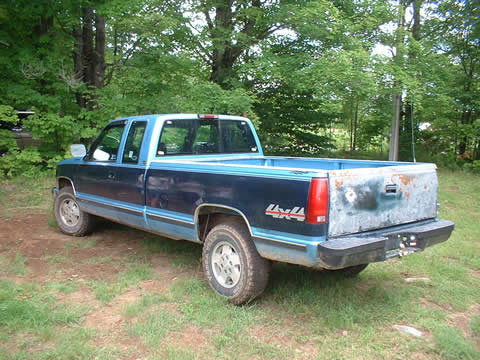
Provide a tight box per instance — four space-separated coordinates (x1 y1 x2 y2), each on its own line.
0 280 84 331
433 325 480 360
43 253 70 264
0 176 53 217
471 314 480 337
141 235 201 268
0 253 28 275
88 263 154 304
45 280 79 294
0 170 479 359
81 255 113 265
64 238 97 250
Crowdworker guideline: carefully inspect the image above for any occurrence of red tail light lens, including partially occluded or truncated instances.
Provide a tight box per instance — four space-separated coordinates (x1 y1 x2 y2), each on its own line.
307 178 329 224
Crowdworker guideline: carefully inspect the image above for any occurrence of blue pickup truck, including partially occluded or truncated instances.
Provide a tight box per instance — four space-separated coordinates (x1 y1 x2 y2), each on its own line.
53 114 454 304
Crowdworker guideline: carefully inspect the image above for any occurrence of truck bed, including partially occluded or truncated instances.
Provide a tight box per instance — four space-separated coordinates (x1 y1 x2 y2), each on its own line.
173 155 406 171
152 155 438 237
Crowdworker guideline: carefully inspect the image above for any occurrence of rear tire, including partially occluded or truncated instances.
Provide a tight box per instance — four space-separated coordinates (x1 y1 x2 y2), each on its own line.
327 264 368 277
54 187 94 236
202 219 270 305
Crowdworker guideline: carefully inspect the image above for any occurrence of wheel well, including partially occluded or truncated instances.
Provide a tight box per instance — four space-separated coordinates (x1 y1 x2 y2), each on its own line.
196 206 250 242
58 178 73 190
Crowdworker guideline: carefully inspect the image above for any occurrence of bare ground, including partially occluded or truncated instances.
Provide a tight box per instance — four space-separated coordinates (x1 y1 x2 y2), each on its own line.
0 212 199 359
1 209 479 359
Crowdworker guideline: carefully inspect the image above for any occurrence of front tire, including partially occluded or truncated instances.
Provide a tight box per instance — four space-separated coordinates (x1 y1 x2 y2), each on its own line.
54 187 94 236
202 219 270 305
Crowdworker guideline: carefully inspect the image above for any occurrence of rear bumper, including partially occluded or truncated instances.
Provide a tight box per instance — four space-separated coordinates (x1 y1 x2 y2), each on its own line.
318 220 455 270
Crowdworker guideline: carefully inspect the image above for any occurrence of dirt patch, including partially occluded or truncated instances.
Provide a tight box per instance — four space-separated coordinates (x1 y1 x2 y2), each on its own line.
447 304 480 339
0 212 196 359
165 324 212 353
249 314 318 359
443 186 460 193
470 269 480 279
420 297 453 313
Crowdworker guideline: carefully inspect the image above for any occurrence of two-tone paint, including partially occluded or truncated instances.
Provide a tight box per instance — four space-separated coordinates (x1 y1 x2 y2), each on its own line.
55 114 454 269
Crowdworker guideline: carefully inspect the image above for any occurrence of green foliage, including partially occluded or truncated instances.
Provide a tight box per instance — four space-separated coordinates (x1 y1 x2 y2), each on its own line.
0 0 478 173
0 105 19 154
0 148 45 178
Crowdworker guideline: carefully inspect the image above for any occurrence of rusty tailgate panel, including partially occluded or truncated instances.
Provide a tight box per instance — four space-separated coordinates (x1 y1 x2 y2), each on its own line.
327 164 438 237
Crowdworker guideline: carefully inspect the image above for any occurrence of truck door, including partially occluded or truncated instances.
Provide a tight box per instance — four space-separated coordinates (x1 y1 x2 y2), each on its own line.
76 122 126 201
110 120 148 227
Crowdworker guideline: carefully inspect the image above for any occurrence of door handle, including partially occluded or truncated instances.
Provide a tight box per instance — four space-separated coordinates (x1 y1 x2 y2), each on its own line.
107 172 116 179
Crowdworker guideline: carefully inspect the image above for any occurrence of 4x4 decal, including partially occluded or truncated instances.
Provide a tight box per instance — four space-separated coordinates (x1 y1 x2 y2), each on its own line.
265 204 305 222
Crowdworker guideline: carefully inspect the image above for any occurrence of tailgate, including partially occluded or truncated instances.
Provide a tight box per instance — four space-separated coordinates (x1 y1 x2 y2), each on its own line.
327 164 438 237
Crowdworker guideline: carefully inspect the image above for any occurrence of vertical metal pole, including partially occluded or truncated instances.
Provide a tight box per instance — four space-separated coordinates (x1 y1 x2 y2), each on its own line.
389 0 405 162
389 95 400 161
411 103 416 162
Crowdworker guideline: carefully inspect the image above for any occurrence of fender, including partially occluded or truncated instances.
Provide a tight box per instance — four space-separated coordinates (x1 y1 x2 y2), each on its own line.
193 203 254 241
56 176 77 196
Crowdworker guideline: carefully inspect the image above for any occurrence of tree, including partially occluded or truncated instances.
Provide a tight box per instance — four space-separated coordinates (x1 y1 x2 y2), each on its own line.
185 0 286 88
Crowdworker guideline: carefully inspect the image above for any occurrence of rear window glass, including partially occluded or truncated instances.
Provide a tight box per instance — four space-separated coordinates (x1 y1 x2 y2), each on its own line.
157 119 258 156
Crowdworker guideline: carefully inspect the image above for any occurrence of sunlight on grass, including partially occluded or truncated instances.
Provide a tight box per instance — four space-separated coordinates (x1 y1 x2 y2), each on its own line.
1 171 479 359
0 280 84 331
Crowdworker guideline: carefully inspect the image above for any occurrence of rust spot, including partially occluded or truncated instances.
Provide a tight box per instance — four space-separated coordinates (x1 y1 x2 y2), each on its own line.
396 175 414 186
335 179 344 189
424 185 428 190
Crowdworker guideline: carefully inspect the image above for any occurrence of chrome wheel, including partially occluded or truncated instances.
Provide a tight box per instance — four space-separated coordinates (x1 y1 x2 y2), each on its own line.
211 241 242 288
59 198 80 227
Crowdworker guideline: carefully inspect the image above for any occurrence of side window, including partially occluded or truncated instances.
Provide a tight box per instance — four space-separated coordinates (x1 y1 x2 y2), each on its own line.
89 124 125 161
158 127 188 155
122 121 147 163
157 120 192 156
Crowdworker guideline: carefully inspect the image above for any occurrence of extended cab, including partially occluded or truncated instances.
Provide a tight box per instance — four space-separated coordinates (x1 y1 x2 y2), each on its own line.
53 114 454 304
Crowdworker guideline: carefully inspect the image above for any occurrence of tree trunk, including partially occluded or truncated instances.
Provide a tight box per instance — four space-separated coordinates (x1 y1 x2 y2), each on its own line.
458 110 471 156
206 0 271 88
73 22 85 108
73 8 105 110
94 14 105 90
82 8 95 89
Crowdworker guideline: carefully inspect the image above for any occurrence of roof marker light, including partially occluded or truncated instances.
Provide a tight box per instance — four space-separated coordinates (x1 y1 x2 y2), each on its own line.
198 114 218 119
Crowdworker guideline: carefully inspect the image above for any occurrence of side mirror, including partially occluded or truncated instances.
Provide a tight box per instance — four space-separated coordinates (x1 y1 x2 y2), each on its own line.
70 144 87 158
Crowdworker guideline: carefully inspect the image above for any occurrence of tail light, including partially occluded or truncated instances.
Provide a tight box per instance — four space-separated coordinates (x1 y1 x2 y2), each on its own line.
307 178 329 224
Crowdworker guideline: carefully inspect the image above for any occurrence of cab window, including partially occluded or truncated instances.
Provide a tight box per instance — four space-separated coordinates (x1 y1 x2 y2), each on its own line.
89 123 125 161
122 121 147 163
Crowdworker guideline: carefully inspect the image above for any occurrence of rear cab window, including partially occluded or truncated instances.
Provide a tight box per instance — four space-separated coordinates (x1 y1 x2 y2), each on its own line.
156 118 258 157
